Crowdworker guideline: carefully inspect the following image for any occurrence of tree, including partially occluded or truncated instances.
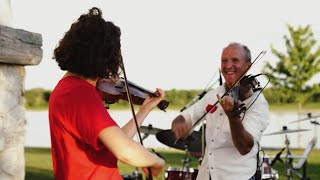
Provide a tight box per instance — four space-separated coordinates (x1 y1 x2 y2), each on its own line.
263 24 320 106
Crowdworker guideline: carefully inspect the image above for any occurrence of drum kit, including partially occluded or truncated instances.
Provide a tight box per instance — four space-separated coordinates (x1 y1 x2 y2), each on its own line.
121 124 202 180
122 112 319 180
122 169 142 180
262 125 311 180
156 129 202 180
261 112 320 180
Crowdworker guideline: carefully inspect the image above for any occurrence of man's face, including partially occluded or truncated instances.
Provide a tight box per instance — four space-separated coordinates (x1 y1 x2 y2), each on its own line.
221 44 250 88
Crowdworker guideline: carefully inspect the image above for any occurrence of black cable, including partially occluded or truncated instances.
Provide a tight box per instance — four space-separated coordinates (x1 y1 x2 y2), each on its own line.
246 74 270 111
259 149 265 169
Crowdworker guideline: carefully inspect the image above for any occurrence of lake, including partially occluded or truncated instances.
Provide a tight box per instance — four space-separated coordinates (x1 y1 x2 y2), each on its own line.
25 110 320 150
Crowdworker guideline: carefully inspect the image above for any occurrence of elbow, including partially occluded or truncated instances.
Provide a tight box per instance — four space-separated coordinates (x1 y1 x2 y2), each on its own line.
113 149 128 163
115 149 134 165
238 133 254 155
239 146 252 155
238 141 254 155
110 142 136 165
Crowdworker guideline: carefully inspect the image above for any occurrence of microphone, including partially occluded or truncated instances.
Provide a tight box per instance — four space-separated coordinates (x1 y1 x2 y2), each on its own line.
180 90 207 112
270 147 285 166
219 69 223 85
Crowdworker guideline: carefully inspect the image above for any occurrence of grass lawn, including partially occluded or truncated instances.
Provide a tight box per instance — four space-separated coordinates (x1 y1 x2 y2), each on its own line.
25 147 320 180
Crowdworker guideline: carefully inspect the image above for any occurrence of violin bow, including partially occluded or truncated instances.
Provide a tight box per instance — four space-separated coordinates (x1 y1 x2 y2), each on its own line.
119 57 154 180
192 50 267 128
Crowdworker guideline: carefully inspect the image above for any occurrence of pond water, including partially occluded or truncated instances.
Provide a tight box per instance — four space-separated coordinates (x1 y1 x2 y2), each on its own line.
25 110 320 149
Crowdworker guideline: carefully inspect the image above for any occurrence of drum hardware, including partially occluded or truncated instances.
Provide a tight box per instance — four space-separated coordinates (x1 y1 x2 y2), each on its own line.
121 168 143 180
270 148 285 167
165 167 198 180
165 148 198 180
268 126 294 180
139 124 162 140
260 154 279 180
289 112 320 124
263 126 310 136
156 129 202 153
180 145 192 180
157 130 200 180
264 126 310 180
310 120 320 125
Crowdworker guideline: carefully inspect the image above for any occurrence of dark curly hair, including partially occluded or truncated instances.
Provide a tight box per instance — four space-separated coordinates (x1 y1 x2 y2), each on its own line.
53 7 122 79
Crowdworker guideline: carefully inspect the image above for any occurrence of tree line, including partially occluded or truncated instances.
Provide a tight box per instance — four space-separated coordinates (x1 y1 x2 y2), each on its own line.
25 24 320 110
24 87 320 110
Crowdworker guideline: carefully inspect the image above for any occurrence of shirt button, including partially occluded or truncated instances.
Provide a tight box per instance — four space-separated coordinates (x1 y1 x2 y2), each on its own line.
217 127 219 129
211 167 213 169
209 153 212 155
211 139 214 142
220 113 223 115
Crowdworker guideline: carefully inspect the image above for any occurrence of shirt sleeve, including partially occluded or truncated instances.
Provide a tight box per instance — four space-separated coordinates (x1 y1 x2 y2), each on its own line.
72 87 118 150
242 94 270 141
181 90 217 128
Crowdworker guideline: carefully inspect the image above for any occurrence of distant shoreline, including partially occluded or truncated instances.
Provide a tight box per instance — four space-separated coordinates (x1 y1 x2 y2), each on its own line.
26 102 320 113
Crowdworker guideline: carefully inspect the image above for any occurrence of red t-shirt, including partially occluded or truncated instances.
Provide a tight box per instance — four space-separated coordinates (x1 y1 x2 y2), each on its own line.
49 76 122 180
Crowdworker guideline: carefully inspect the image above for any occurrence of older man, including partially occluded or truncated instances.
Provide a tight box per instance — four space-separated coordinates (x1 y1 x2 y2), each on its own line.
171 42 270 180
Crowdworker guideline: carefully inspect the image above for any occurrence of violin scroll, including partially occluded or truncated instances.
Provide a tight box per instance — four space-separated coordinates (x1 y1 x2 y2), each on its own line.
239 74 262 92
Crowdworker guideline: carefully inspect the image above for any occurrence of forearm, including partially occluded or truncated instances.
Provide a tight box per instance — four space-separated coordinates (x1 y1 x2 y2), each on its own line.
228 116 254 155
99 127 163 167
117 141 163 167
121 106 151 138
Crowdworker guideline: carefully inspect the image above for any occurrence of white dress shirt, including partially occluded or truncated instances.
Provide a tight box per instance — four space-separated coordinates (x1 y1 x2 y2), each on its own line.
182 85 270 180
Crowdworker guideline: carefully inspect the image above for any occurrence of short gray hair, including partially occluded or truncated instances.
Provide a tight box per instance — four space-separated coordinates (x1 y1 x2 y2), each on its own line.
225 42 251 62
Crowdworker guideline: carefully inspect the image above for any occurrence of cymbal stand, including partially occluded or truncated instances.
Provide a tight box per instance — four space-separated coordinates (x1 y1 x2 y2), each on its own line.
284 133 293 180
180 144 191 180
133 167 141 180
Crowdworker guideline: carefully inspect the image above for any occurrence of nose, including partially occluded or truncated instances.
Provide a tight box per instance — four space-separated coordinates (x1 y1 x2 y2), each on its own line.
223 60 233 69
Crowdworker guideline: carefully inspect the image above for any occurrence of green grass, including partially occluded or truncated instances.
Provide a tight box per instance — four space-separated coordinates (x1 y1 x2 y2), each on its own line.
25 147 320 180
25 148 54 180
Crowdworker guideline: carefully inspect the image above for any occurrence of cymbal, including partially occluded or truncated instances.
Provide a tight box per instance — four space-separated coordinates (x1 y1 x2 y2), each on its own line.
263 126 310 136
140 124 162 135
290 113 320 123
156 130 202 152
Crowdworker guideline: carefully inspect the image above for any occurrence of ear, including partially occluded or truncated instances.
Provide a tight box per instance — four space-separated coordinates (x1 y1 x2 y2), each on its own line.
246 62 251 68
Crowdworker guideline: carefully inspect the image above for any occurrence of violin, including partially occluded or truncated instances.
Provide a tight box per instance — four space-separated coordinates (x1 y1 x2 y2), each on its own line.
96 77 169 111
229 74 261 116
229 74 261 100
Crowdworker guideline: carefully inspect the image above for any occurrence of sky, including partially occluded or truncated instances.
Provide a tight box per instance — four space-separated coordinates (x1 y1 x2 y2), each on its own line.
9 0 320 91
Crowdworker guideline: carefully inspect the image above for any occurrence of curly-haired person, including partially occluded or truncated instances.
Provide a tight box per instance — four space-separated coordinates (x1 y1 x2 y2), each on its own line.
49 7 165 180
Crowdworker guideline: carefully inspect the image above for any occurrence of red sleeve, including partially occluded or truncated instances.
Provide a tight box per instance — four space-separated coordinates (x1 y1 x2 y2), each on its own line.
68 86 118 150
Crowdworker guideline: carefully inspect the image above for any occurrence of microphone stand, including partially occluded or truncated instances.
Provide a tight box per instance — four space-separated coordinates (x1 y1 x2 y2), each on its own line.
180 69 220 112
181 142 191 180
270 148 285 166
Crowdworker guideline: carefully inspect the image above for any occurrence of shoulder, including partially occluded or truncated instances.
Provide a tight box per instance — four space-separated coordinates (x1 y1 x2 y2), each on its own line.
252 91 269 106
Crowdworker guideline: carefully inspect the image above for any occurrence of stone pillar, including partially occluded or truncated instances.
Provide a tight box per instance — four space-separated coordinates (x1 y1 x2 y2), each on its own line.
0 1 43 179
